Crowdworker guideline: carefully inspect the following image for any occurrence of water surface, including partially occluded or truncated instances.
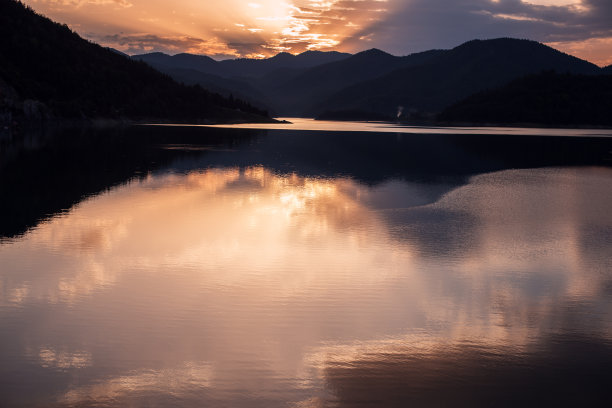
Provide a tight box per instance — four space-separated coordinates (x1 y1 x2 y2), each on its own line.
200 117 612 137
1 125 612 407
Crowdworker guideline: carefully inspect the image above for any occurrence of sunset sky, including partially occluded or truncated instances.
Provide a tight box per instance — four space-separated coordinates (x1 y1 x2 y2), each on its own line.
23 0 612 66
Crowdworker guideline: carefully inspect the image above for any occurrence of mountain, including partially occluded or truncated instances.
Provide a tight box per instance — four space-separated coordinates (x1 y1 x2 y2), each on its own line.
131 37 604 120
133 52 218 73
315 38 601 119
266 48 446 115
133 50 351 79
133 49 353 115
603 65 612 74
158 67 275 112
0 0 270 124
107 47 129 58
438 71 612 126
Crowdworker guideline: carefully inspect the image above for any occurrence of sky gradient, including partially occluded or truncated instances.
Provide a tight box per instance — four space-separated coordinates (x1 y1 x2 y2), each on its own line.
23 0 612 66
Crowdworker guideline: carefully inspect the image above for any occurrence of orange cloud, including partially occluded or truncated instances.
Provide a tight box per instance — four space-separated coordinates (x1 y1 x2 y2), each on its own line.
20 0 612 63
547 37 612 67
32 0 133 8
24 0 389 57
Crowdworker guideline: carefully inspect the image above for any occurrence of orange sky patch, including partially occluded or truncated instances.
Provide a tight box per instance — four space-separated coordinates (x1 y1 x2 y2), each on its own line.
547 37 612 67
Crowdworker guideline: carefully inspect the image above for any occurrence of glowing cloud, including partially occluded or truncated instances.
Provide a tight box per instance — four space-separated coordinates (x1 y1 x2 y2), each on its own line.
23 0 389 57
21 0 612 64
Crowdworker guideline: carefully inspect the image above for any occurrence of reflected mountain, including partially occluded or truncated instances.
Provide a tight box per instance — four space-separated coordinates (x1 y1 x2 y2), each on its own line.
2 161 612 407
2 124 612 239
0 126 262 239
322 332 612 407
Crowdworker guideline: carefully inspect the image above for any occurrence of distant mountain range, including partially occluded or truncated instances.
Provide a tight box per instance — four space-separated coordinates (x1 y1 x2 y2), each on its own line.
317 39 600 119
0 0 271 125
133 50 351 78
133 38 609 124
132 50 353 112
2 0 610 128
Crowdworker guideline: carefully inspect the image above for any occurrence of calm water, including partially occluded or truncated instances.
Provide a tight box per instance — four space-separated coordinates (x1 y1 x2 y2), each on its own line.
1 124 612 407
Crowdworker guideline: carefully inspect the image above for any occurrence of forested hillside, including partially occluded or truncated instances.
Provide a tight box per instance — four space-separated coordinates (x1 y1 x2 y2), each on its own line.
0 0 270 123
439 71 612 126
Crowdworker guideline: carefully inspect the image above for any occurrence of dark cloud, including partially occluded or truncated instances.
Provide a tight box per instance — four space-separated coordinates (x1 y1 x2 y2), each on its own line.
349 0 612 54
92 33 236 56
225 42 266 56
93 29 269 57
95 33 205 54
60 0 611 63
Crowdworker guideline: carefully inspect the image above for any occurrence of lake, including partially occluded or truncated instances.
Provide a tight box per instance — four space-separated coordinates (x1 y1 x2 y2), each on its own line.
1 122 612 407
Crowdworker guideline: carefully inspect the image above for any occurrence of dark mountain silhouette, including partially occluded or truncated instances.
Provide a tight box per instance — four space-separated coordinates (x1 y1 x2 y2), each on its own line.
107 47 129 58
133 52 219 73
133 50 351 79
131 37 606 122
134 48 444 116
157 67 273 111
438 71 612 126
603 65 612 74
0 0 270 124
5 0 606 127
315 38 601 119
132 49 351 115
266 48 446 115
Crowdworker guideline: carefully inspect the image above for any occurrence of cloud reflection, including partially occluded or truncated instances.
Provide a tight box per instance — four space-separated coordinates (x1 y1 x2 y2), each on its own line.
60 363 213 405
38 347 92 370
1 165 612 405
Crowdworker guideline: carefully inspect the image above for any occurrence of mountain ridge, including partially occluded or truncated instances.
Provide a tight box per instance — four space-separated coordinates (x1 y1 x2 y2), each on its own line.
314 38 601 118
4 0 608 127
133 49 352 79
0 0 271 125
135 38 606 120
266 48 447 115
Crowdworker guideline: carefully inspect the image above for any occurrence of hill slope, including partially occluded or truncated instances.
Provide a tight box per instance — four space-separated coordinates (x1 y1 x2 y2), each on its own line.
316 38 600 118
0 0 269 123
267 48 446 115
133 50 351 79
438 71 612 126
133 49 352 115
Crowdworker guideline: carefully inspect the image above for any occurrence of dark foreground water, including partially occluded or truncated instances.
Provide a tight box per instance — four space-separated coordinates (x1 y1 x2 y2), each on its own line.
1 125 612 407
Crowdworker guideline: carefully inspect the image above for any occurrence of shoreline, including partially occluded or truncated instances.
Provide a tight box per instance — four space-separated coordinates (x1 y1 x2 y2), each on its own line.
313 117 612 131
1 115 284 136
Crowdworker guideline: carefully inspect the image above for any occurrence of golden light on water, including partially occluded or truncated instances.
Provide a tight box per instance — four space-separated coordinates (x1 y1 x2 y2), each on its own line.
2 166 610 328
2 164 612 405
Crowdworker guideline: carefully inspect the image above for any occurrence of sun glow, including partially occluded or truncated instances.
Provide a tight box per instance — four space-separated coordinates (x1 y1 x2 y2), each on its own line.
21 0 612 64
23 0 388 57
3 163 612 405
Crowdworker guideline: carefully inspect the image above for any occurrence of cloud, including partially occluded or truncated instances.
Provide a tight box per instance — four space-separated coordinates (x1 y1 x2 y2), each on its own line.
23 0 612 64
94 33 238 56
31 0 133 8
547 36 612 66
250 0 390 53
359 0 612 51
53 0 392 57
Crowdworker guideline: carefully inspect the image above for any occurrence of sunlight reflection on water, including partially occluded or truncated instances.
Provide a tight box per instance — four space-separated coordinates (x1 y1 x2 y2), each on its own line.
185 117 612 137
1 159 612 406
